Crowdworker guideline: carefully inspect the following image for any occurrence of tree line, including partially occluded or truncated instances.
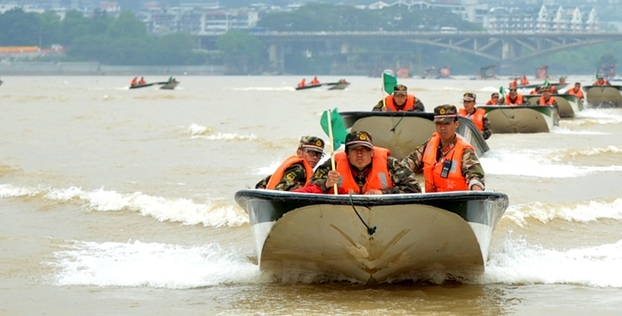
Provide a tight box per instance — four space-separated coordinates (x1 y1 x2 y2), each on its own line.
0 4 620 75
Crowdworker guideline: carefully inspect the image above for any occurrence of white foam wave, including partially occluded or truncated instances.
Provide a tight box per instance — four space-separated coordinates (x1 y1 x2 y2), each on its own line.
549 145 622 161
552 127 607 135
0 184 248 227
479 86 502 92
481 149 622 178
503 198 622 227
187 123 213 136
49 240 265 288
204 132 258 141
481 235 622 288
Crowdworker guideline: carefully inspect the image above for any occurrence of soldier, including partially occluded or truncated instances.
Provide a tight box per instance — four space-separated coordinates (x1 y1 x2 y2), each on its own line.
458 92 491 140
403 105 485 192
255 136 325 191
372 84 425 112
485 92 500 105
294 131 421 194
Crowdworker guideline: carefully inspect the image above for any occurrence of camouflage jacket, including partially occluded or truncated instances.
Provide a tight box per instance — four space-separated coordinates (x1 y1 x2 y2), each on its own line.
309 155 422 194
255 162 309 191
371 97 425 112
402 136 485 190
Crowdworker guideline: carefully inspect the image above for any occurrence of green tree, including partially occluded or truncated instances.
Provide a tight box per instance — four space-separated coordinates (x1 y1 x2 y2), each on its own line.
216 30 264 74
106 11 147 39
0 8 42 46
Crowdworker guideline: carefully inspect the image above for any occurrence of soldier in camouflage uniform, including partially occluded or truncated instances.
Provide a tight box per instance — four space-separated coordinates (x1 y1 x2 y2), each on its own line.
372 84 425 112
458 92 492 140
294 131 421 194
255 136 325 191
403 105 485 192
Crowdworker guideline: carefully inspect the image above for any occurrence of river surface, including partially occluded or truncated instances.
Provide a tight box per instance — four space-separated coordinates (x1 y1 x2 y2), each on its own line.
1 75 622 315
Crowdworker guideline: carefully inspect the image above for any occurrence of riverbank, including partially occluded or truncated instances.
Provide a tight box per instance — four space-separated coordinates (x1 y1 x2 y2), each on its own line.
0 62 224 75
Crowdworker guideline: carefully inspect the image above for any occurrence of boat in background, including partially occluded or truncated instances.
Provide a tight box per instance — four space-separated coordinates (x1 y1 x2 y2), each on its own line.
295 80 350 91
479 105 559 133
583 85 622 108
0 79 3 87
235 189 509 284
524 94 583 118
340 111 489 159
160 79 179 90
129 78 179 90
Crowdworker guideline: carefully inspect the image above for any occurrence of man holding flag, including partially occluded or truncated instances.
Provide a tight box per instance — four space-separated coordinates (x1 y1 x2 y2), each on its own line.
294 131 421 195
372 84 425 112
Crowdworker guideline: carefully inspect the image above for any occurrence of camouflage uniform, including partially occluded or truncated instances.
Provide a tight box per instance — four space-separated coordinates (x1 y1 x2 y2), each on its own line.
255 163 309 191
403 105 485 191
372 84 425 112
255 136 325 191
461 92 492 140
309 131 422 194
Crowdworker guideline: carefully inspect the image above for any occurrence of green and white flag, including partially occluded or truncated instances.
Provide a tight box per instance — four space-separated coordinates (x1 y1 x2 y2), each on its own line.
320 108 348 151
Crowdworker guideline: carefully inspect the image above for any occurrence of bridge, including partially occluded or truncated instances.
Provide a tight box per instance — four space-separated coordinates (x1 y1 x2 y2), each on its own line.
196 31 622 73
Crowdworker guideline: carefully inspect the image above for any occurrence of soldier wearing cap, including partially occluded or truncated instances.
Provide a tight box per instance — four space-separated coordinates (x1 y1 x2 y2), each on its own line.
502 87 525 105
485 92 500 105
255 136 326 191
594 75 610 86
403 105 485 192
458 92 491 140
372 84 425 112
294 131 421 195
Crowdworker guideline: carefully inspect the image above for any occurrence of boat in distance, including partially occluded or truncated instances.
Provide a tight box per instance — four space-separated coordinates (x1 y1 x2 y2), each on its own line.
583 85 622 108
478 105 559 134
295 80 350 91
235 189 509 284
523 94 583 118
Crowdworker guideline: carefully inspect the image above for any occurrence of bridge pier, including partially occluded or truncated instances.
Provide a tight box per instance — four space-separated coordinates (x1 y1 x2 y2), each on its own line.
268 44 284 74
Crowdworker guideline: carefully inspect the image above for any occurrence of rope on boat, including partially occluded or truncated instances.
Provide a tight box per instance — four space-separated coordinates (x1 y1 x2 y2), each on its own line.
348 194 376 236
389 111 407 132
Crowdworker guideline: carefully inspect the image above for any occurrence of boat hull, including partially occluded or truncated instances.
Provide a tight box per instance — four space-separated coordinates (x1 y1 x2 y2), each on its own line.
295 81 350 91
583 85 622 108
524 94 583 118
160 81 179 90
339 111 489 159
235 189 509 284
479 105 559 133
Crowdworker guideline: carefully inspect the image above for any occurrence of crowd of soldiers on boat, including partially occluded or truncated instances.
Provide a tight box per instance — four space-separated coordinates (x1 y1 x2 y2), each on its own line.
255 75 605 195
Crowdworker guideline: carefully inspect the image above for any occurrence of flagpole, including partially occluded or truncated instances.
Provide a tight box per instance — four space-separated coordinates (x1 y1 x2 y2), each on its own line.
326 109 339 195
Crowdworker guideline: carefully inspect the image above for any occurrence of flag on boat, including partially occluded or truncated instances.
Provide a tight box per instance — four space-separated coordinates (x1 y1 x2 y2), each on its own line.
382 71 397 95
499 86 506 100
320 108 348 150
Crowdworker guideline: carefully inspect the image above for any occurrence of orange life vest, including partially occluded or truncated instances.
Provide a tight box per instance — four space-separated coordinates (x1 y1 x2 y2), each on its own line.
385 95 416 112
509 80 517 88
458 108 486 132
130 78 138 86
567 87 584 99
311 78 320 85
333 147 393 194
521 77 529 85
504 94 524 105
485 99 498 105
538 96 556 105
266 156 314 190
298 79 306 87
594 79 609 86
422 133 471 192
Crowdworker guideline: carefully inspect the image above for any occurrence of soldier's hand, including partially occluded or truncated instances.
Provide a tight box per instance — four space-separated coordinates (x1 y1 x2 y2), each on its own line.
471 185 483 191
365 189 383 195
325 170 341 188
381 106 388 112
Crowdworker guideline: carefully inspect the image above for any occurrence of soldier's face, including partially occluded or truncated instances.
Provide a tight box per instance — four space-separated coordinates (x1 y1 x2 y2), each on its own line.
435 120 458 142
393 92 407 105
347 146 373 169
463 99 475 112
299 149 322 168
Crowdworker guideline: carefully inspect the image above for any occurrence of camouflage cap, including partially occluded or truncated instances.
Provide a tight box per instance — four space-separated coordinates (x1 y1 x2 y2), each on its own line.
462 92 476 101
433 105 458 123
393 84 408 94
299 136 325 153
345 131 373 150
491 92 499 97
